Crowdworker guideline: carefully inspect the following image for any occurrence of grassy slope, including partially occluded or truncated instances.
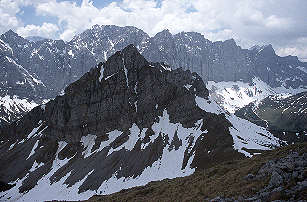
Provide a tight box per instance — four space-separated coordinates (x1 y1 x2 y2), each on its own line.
85 143 307 202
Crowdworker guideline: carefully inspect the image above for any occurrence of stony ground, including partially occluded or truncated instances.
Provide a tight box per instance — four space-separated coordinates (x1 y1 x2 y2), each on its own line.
83 143 307 202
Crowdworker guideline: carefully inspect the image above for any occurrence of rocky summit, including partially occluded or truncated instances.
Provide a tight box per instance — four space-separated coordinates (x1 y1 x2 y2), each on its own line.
0 45 280 201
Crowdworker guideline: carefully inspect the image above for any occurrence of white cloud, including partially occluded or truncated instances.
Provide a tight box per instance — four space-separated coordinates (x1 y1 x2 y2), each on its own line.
16 22 59 38
0 0 23 33
0 0 51 34
276 37 307 61
1 0 307 61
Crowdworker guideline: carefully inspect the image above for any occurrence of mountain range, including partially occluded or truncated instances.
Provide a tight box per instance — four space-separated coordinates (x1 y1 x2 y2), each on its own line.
1 25 307 124
0 45 282 201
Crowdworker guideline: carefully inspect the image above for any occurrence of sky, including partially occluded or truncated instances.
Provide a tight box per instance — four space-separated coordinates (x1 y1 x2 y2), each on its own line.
0 0 307 61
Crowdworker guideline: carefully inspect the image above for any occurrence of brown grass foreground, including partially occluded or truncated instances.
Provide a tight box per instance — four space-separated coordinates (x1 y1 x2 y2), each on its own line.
78 143 307 202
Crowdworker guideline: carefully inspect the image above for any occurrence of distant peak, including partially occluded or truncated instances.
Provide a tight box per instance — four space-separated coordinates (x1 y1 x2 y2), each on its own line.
249 45 261 51
91 24 103 30
226 38 235 42
161 29 171 33
6 29 15 34
223 38 237 46
250 44 275 55
155 29 173 38
264 44 273 49
3 29 18 37
259 44 275 55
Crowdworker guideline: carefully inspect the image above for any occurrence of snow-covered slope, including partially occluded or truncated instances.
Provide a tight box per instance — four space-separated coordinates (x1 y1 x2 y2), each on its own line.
207 77 307 113
0 96 39 124
2 108 280 201
194 95 280 157
236 91 307 132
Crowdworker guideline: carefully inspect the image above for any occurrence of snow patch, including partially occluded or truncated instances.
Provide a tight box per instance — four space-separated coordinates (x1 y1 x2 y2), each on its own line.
41 104 46 110
207 77 307 113
98 109 204 195
184 84 192 90
227 114 281 157
195 96 223 114
122 58 129 87
81 134 97 158
26 140 39 160
97 130 123 153
0 95 38 122
29 161 44 172
68 50 74 57
99 65 104 82
108 123 140 154
8 142 17 150
26 122 43 139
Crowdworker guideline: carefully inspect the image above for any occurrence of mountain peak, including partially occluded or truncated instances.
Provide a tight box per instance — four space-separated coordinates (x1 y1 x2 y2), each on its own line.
223 38 237 47
155 29 173 38
91 24 101 28
102 44 149 78
122 44 139 54
161 29 171 33
250 44 275 55
121 44 149 66
258 44 275 56
2 29 19 38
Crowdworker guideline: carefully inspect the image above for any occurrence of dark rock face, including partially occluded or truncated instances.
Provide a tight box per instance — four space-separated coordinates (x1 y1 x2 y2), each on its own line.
235 92 307 143
0 181 14 192
0 45 278 201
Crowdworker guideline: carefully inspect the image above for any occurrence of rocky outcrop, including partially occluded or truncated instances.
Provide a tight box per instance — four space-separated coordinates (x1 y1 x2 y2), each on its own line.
0 45 279 201
248 151 307 201
213 151 307 201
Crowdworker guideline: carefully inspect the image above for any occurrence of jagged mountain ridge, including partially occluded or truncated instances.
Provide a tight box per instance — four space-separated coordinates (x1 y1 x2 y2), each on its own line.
72 25 307 88
0 45 280 201
1 25 307 99
1 25 307 124
1 25 307 125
